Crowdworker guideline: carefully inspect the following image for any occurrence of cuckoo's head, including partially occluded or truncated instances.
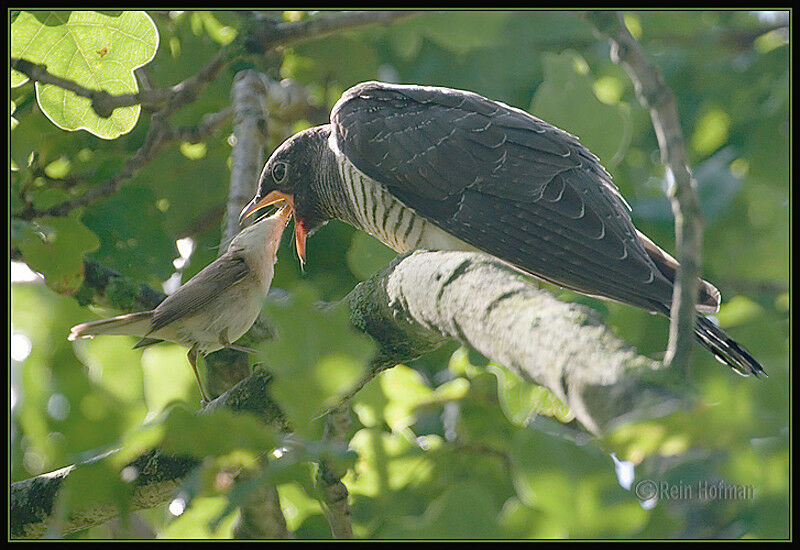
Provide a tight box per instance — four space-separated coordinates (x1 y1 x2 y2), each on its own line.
239 126 332 265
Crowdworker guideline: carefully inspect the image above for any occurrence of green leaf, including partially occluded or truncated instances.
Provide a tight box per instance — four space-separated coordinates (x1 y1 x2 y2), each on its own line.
141 344 200 411
82 184 176 284
16 211 100 295
375 365 433 431
346 428 436 497
159 405 277 459
346 231 396 280
488 363 574 425
160 496 238 539
11 11 158 139
382 481 502 538
258 284 374 436
413 12 512 54
531 51 631 166
510 426 647 537
57 460 134 524
690 106 731 157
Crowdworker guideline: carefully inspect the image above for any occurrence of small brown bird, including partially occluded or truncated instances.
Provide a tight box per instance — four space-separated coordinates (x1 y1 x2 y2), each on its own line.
69 207 291 402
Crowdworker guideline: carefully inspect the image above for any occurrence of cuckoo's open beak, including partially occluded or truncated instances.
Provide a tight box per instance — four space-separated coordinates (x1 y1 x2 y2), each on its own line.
239 190 294 223
239 191 308 265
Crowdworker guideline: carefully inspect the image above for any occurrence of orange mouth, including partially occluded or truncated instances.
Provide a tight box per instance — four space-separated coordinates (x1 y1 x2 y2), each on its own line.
240 190 295 221
239 191 307 265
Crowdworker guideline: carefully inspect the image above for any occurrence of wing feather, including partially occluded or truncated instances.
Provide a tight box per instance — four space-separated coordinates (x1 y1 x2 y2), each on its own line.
149 253 250 333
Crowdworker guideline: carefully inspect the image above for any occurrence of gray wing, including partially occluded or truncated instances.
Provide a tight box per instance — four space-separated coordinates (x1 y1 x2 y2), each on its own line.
331 81 675 312
149 252 250 333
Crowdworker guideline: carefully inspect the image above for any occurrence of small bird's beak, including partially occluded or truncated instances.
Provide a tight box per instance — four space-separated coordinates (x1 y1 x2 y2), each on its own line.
264 206 293 248
238 191 308 265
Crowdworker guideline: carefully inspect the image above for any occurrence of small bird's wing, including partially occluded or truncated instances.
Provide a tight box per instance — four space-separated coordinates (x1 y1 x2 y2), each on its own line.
132 337 164 349
149 252 250 333
331 82 678 312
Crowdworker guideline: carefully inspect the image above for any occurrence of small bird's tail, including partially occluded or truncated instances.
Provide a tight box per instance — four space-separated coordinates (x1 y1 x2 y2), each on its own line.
694 315 766 378
68 312 153 341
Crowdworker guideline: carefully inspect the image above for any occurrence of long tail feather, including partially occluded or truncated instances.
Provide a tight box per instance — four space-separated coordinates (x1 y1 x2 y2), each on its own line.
637 230 721 314
694 315 766 378
68 311 153 341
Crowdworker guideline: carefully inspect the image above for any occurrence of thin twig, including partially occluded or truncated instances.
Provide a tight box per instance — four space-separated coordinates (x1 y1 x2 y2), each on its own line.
319 404 354 539
221 71 268 250
586 11 703 373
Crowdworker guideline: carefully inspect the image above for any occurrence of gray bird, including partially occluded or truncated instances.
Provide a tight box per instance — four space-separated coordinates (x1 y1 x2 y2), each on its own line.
69 207 291 401
240 81 764 378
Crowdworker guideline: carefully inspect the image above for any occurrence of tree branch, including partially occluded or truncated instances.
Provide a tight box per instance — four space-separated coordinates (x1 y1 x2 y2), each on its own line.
10 54 224 119
11 369 285 539
210 69 288 538
204 70 269 399
254 10 419 51
221 70 268 251
318 404 354 539
11 11 417 119
16 106 233 221
346 251 677 435
586 11 703 373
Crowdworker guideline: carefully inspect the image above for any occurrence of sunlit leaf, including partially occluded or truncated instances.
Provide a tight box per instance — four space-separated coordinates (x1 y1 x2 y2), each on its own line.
11 11 158 139
257 283 374 436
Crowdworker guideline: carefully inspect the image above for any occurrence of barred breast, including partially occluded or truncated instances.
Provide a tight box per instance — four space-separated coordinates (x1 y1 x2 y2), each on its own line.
336 156 474 253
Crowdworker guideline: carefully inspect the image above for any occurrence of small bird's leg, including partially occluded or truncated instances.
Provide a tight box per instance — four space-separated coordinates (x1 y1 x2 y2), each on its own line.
219 329 257 354
187 345 211 404
227 344 258 354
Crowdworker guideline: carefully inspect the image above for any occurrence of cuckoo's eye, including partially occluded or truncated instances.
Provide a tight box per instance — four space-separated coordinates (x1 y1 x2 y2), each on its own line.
272 162 288 183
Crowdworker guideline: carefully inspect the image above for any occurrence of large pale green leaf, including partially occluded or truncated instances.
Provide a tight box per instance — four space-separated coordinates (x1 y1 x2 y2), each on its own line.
11 10 158 139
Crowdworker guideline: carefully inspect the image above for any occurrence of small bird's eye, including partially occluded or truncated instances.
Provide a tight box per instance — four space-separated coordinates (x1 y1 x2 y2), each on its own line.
272 162 288 183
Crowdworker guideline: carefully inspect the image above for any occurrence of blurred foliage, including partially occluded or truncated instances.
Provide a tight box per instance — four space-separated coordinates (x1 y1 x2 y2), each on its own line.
10 9 789 540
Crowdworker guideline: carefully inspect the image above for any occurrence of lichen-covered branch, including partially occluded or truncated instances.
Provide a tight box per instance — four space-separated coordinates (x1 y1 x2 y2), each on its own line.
11 369 284 539
346 251 673 435
585 11 703 373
